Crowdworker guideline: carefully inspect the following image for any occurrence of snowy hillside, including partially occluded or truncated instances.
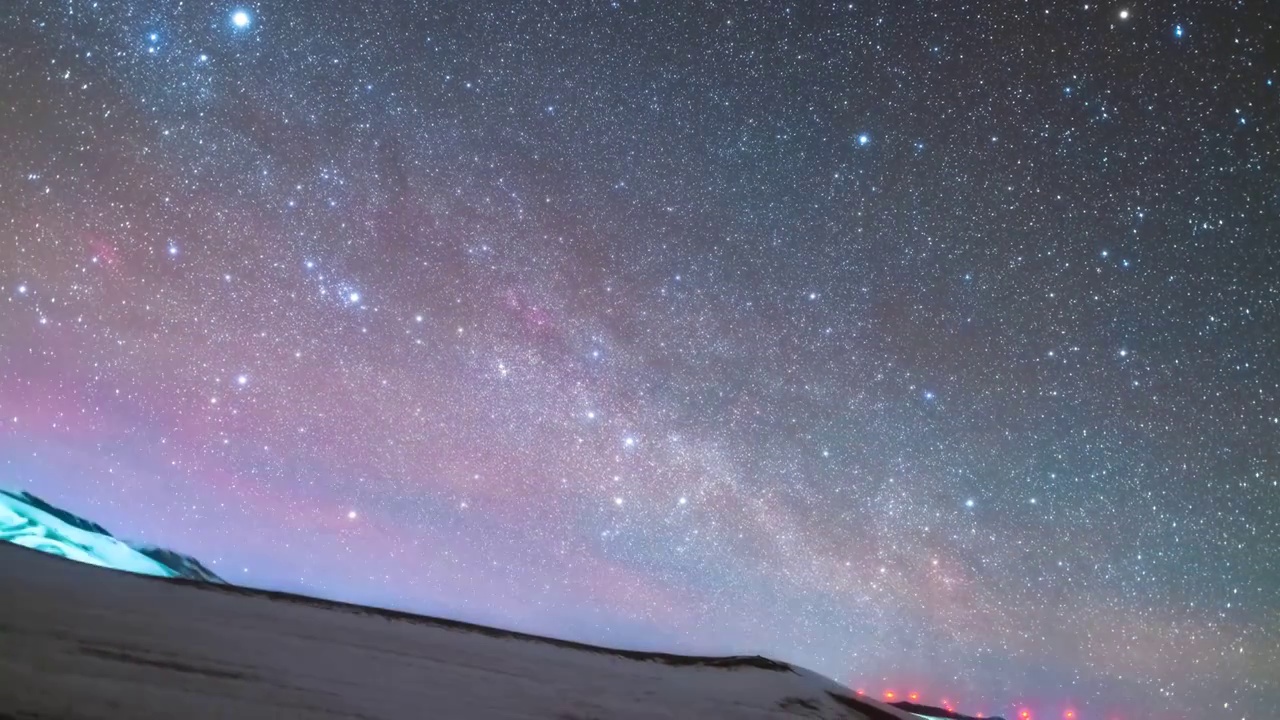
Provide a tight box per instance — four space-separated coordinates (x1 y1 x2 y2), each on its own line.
0 489 224 583
0 541 923 720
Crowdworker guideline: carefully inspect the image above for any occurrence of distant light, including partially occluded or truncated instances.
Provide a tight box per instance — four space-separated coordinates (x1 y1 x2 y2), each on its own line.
231 10 252 28
966 498 975 508
678 496 688 505
348 291 360 303
347 510 357 520
236 375 248 386
614 497 623 506
17 285 27 295
908 692 920 702
857 134 870 146
1174 24 1184 38
883 691 896 701
149 33 159 42
168 245 178 255
1118 9 1130 20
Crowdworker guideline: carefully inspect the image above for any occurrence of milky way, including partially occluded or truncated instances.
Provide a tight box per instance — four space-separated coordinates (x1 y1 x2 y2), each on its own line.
1 2 1277 718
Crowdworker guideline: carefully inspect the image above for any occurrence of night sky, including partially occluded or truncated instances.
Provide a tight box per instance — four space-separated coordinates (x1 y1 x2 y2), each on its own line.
2 1 1277 718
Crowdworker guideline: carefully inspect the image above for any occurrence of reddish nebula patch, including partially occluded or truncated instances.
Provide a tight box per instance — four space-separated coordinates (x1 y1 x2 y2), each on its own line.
86 235 121 268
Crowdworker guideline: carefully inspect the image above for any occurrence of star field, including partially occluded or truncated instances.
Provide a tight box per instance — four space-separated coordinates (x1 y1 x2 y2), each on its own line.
1 2 1278 718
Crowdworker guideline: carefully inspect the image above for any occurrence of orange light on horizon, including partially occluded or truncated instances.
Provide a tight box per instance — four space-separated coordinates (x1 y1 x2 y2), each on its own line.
883 690 897 701
1064 711 1077 720
854 689 865 696
1019 711 1032 720
908 692 920 702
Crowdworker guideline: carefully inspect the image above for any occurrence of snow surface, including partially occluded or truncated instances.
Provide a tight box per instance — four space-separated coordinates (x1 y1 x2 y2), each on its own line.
0 541 923 719
0 489 224 583
0 490 178 578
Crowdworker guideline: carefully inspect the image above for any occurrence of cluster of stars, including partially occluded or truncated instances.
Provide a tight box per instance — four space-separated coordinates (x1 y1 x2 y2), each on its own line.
0 2 1276 719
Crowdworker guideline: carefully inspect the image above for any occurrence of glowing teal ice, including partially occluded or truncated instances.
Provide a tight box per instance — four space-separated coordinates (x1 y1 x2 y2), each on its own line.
0 492 178 577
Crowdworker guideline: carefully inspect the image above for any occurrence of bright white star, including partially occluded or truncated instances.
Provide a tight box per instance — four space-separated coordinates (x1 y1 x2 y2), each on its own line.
231 10 252 28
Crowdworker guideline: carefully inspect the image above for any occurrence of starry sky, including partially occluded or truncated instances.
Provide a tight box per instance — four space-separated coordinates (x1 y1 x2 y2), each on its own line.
1 1 1277 718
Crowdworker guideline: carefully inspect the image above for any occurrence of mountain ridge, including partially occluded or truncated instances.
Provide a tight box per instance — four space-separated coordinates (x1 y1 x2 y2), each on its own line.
0 488 225 583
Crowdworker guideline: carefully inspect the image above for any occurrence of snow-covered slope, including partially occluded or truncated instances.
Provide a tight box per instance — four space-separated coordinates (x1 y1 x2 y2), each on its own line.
0 489 224 583
130 543 226 583
0 541 920 720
